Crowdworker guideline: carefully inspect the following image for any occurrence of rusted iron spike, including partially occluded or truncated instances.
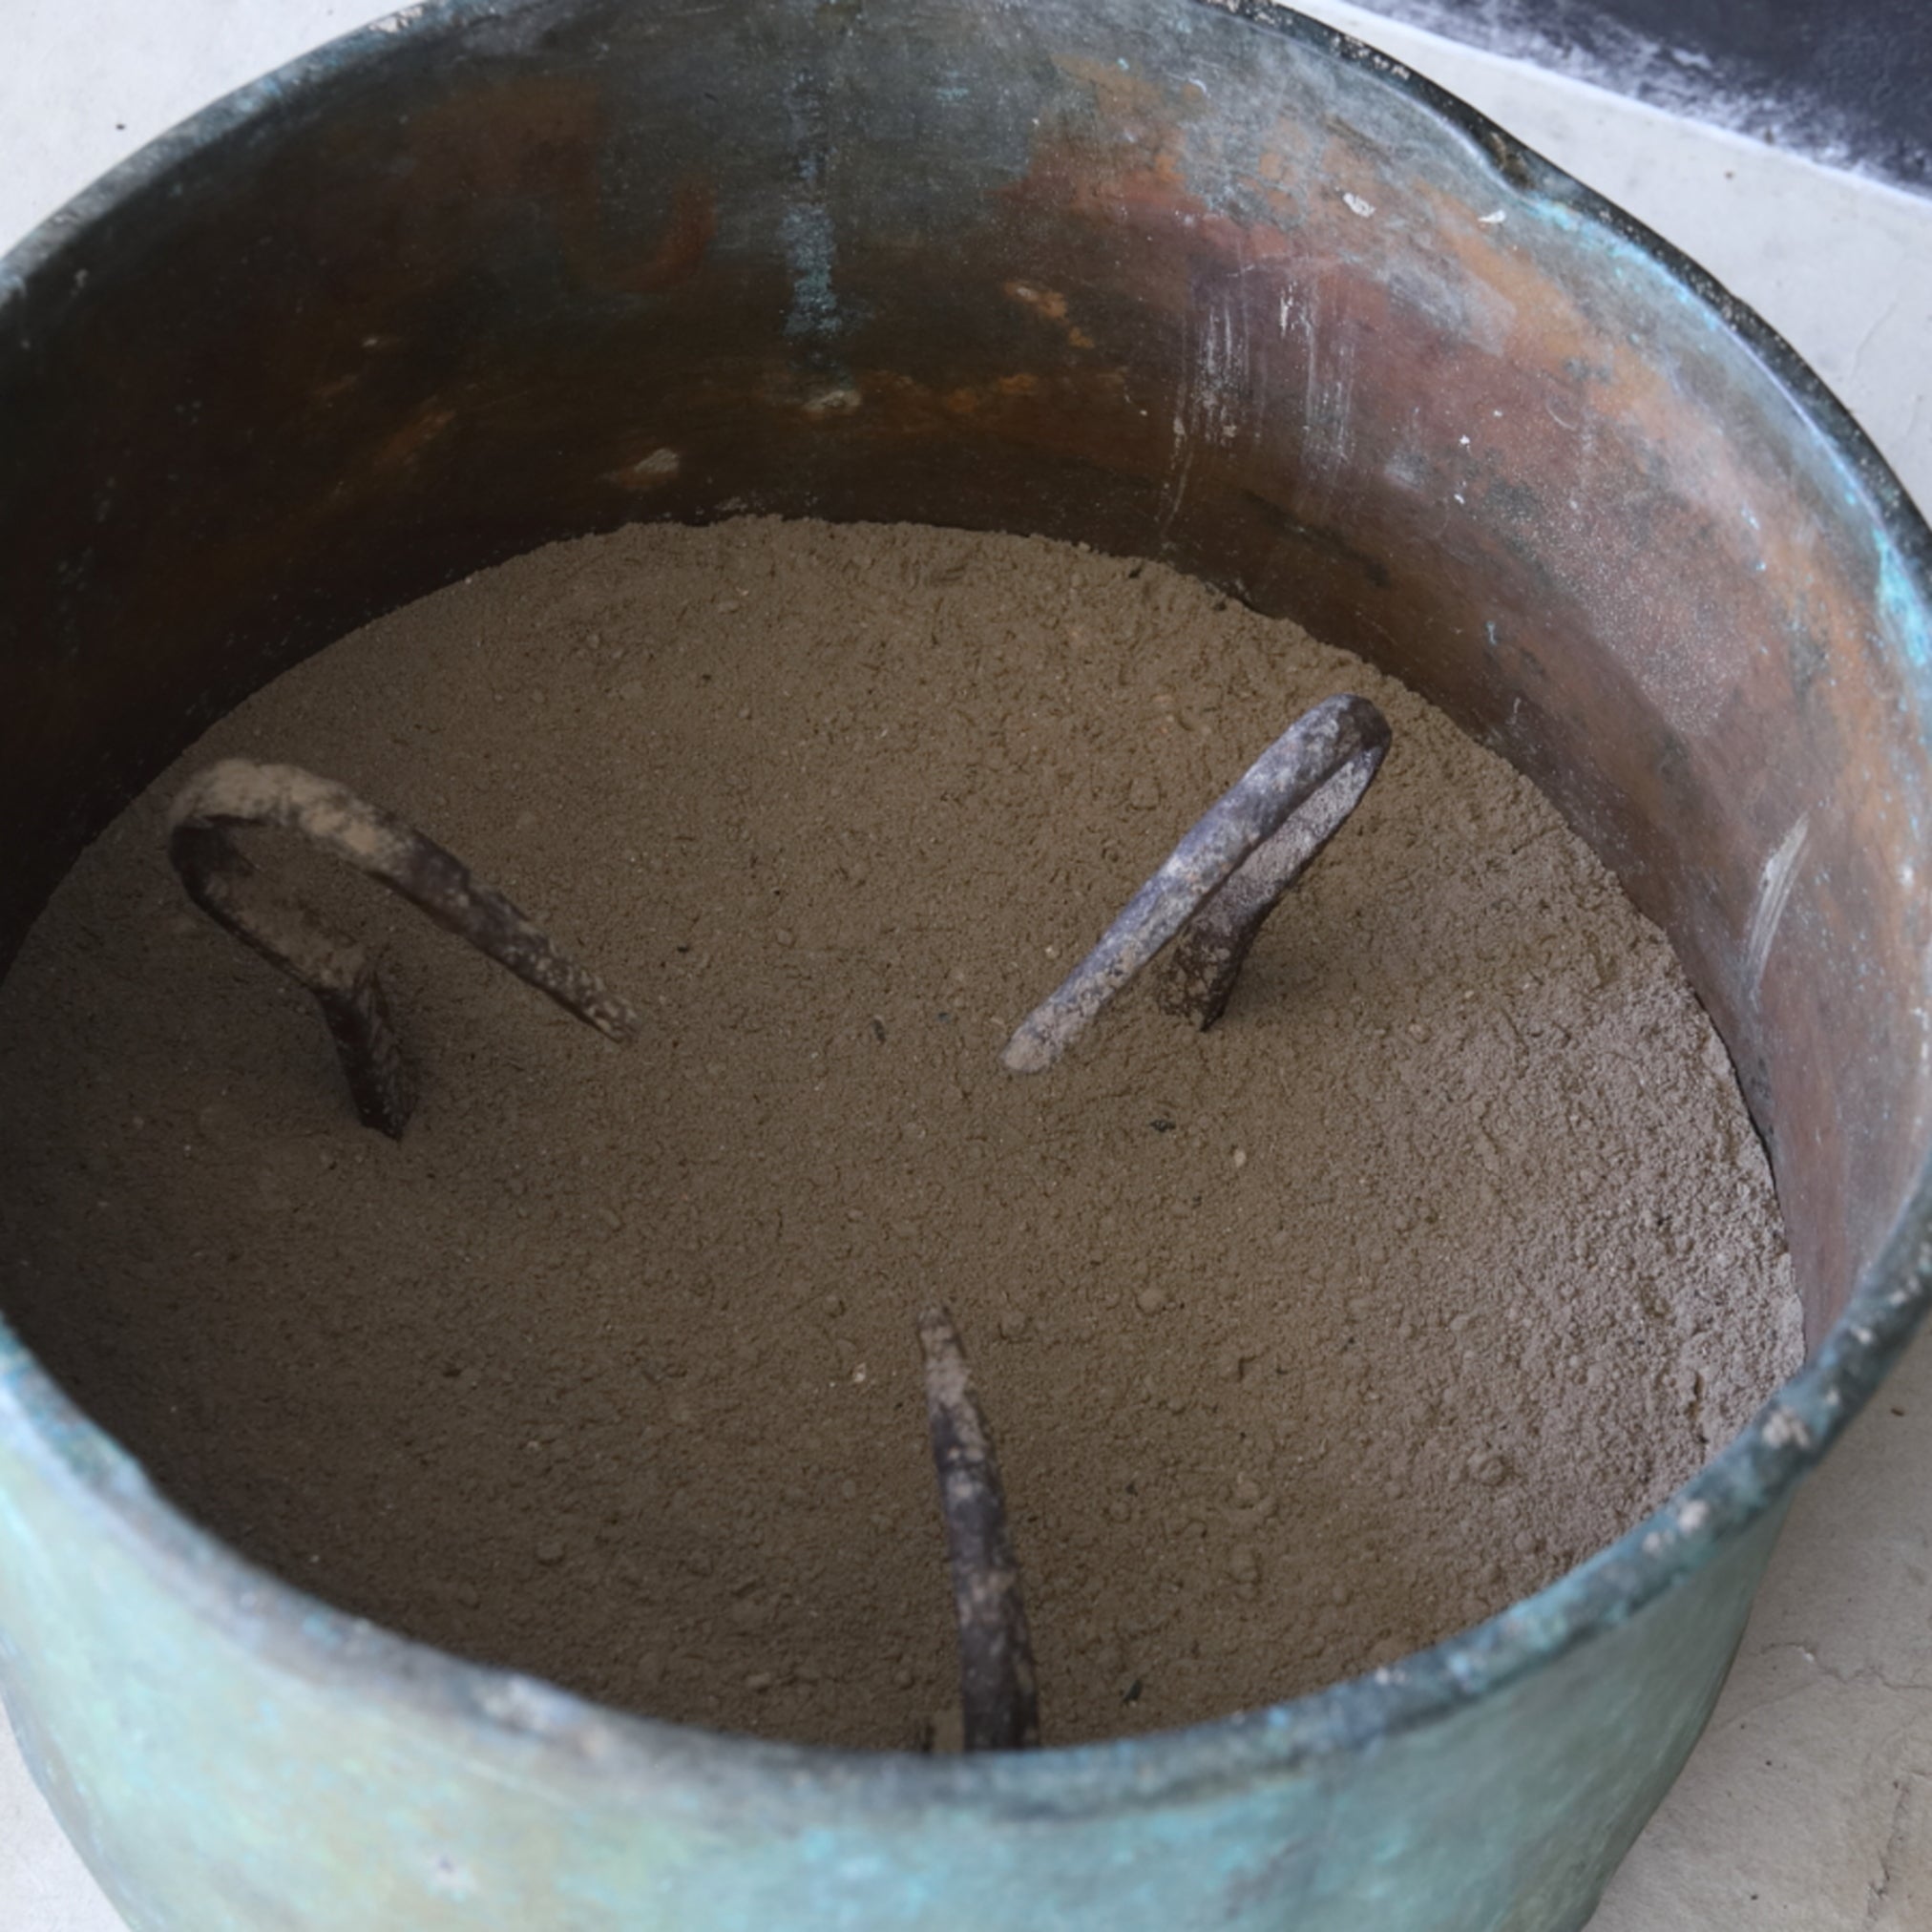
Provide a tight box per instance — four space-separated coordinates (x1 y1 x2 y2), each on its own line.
917 1306 1040 1752
1001 695 1390 1074
168 759 640 1139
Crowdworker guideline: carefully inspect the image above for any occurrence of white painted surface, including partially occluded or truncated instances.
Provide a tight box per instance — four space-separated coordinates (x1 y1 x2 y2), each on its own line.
3 4 1930 1927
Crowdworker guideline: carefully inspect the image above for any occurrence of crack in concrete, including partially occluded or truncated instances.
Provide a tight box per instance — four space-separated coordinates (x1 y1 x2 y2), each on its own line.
1862 1766 1932 1927
1748 1642 1932 1698
1722 1644 1932 1730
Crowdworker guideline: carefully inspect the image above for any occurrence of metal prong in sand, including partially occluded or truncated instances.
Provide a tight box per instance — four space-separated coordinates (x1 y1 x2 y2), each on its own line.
168 759 640 1139
1001 695 1390 1073
917 1306 1040 1752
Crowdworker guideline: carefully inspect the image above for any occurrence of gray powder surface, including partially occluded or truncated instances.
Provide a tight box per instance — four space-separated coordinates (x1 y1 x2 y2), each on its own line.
0 518 1803 1747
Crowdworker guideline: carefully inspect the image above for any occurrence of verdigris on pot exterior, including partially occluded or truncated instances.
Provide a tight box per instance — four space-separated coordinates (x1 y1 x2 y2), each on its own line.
3 2 1929 1925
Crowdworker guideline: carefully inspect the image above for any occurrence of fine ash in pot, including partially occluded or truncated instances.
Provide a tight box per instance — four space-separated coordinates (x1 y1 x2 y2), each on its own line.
0 518 1803 1748
158 685 1392 1749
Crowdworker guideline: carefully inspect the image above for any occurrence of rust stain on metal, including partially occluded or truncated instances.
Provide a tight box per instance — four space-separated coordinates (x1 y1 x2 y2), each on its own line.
372 401 457 471
604 179 718 296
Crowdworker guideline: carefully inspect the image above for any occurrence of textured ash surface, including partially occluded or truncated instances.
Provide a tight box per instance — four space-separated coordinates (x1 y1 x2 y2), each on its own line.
0 518 1800 1746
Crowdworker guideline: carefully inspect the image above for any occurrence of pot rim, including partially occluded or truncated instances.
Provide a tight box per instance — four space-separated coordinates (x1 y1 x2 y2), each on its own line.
3 0 1930 1819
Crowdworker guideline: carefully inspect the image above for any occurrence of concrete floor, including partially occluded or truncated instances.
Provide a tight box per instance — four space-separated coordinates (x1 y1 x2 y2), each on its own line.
3 3 1930 1925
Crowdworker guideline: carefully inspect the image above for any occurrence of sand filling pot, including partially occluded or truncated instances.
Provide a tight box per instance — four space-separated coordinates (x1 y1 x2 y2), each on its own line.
4 3 1932 1930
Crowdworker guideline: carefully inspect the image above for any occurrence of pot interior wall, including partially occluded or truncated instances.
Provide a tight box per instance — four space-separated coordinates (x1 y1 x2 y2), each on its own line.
4 0 1930 1351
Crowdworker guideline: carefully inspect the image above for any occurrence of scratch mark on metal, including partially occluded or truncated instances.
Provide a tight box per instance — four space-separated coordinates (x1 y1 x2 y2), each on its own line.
1746 810 1810 999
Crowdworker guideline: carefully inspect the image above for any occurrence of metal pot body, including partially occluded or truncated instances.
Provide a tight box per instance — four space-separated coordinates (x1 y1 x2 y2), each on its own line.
3 2 1928 1927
